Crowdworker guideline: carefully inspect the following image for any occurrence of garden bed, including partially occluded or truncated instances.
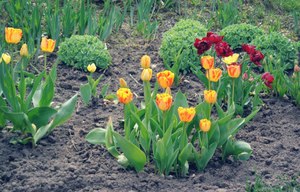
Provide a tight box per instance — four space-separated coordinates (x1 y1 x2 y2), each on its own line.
1 17 300 190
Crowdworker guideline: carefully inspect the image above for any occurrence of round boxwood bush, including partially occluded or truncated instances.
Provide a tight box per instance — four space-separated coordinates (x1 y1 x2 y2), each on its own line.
220 23 264 50
159 19 207 72
251 32 298 69
58 35 111 70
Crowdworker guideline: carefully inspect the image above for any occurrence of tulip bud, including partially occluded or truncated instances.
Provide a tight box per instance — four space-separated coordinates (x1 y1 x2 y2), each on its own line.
32 124 37 133
294 65 300 73
140 68 152 81
140 55 151 69
20 43 29 57
87 63 96 73
165 87 171 95
1 53 11 64
242 73 248 80
119 78 128 88
199 119 211 132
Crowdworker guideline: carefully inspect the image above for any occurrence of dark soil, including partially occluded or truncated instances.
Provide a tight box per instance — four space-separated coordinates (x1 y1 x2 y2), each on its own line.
1 12 300 192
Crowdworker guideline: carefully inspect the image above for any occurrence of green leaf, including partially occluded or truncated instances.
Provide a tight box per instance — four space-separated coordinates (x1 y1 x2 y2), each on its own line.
86 128 106 145
178 143 193 165
27 107 57 128
105 117 119 158
33 94 77 143
113 132 146 172
80 83 92 105
39 74 55 107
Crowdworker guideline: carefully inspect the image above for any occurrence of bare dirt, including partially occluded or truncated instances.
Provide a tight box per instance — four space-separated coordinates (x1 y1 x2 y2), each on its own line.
1 13 300 192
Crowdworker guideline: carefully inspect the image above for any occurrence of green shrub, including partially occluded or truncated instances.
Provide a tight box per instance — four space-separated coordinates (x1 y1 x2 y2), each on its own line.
251 32 298 69
58 35 111 70
220 23 264 50
159 19 207 72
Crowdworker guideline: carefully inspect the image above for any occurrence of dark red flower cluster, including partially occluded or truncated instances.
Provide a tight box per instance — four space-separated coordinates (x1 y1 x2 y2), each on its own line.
262 72 274 89
242 44 264 67
194 32 233 57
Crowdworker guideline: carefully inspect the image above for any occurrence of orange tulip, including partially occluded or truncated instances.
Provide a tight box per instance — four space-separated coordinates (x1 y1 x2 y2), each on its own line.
157 70 174 89
141 68 152 81
206 68 222 82
5 27 22 44
141 55 151 69
41 37 56 53
201 55 214 70
117 88 133 104
156 93 172 111
204 90 217 104
199 119 211 132
119 78 128 88
227 64 241 78
178 107 196 122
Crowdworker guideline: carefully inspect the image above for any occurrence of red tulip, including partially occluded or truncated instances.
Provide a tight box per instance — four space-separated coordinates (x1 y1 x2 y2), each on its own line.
206 32 223 44
262 72 274 89
242 44 256 55
250 50 264 67
215 41 233 57
194 37 212 55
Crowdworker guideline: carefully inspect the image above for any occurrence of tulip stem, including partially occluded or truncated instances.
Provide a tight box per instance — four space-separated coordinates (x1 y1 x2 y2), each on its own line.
208 69 211 90
44 53 47 74
232 79 235 105
202 132 208 148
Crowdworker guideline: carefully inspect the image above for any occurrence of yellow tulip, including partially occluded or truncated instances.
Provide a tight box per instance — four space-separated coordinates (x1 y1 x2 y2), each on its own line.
222 53 239 65
87 63 97 73
199 119 211 132
157 70 175 89
141 68 152 81
117 88 133 104
201 55 214 70
41 37 56 53
227 64 241 78
5 27 22 44
1 53 11 64
178 107 196 122
156 93 172 111
204 90 217 104
20 43 29 57
140 55 151 69
206 68 222 82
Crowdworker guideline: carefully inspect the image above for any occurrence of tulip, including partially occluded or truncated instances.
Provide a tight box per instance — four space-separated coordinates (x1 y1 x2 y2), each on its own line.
178 107 196 122
204 90 217 104
5 27 22 44
119 78 128 88
156 93 172 111
242 73 249 80
222 53 239 65
140 55 151 69
199 119 211 132
215 41 233 57
41 37 56 53
141 68 152 81
242 44 256 55
206 32 224 44
206 68 222 82
20 44 29 57
227 64 241 78
262 72 274 89
249 50 264 67
1 53 11 64
87 63 96 73
201 55 214 70
117 88 133 104
194 37 212 55
157 70 175 89
294 65 300 73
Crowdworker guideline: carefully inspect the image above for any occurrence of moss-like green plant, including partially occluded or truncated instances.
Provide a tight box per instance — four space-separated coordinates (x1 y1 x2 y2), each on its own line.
58 35 112 70
220 23 264 50
251 32 298 69
159 19 207 72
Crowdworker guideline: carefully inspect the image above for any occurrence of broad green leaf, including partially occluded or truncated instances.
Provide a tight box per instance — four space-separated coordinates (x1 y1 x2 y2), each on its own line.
26 72 44 109
80 83 92 105
39 74 55 107
178 143 193 165
27 107 57 128
86 128 106 145
105 117 119 158
113 132 146 172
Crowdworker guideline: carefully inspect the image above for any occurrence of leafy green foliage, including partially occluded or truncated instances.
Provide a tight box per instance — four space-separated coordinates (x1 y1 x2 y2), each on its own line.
58 35 112 70
220 23 264 50
159 19 207 72
251 32 297 69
